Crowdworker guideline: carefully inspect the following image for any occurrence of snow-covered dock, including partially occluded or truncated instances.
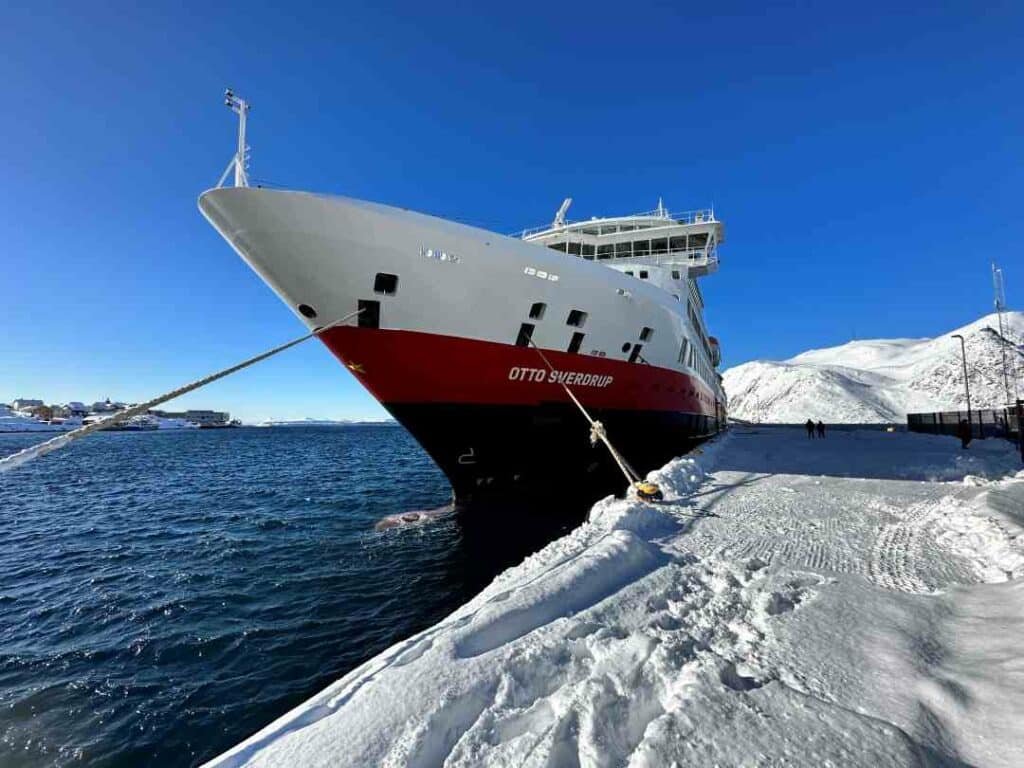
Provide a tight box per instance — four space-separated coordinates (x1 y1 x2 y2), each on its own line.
206 427 1024 768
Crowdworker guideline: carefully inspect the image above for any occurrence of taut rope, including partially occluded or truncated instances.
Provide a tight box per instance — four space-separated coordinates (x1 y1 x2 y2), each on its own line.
527 339 642 488
0 309 363 474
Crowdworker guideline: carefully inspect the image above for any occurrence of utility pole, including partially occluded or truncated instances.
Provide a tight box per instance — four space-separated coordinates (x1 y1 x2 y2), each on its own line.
952 334 973 437
992 263 1017 404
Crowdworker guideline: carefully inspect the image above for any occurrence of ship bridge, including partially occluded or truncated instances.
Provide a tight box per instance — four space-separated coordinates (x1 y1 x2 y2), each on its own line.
519 199 723 278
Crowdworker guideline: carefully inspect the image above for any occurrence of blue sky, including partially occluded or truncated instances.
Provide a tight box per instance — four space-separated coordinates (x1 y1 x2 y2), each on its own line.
2 2 1021 422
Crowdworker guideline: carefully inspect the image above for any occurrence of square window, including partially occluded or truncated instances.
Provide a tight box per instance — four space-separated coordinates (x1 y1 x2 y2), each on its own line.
568 332 585 354
640 326 653 342
374 273 398 295
639 270 649 279
529 302 546 320
515 323 535 347
566 309 588 328
358 299 380 328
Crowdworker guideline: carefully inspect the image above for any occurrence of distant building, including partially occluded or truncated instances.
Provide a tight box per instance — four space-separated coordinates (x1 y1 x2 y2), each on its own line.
150 409 230 427
11 398 44 411
65 402 89 417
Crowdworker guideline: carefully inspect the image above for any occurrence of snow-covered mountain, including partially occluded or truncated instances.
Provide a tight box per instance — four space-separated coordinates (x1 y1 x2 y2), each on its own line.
724 312 1024 423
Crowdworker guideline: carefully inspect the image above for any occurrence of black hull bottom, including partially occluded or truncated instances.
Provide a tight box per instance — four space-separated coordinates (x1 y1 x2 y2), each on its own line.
386 402 719 513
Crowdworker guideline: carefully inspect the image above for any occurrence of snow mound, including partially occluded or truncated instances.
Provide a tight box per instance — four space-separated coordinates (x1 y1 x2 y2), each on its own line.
204 428 1024 768
725 311 1024 423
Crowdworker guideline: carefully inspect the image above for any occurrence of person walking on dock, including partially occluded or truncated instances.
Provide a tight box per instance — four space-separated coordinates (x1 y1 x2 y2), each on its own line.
805 419 815 438
957 419 972 450
816 420 826 438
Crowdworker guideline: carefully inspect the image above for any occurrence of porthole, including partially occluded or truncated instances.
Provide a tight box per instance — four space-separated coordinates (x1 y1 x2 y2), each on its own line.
622 342 632 353
298 303 317 319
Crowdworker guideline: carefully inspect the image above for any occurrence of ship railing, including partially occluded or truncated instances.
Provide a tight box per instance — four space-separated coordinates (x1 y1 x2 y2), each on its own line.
576 246 717 269
515 207 717 239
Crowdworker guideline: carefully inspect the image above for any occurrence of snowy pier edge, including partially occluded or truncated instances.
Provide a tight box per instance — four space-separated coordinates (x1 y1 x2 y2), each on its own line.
205 427 1024 767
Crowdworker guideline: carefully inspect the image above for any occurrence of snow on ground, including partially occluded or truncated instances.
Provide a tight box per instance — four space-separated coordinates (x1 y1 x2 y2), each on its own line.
205 428 1024 768
724 311 1024 423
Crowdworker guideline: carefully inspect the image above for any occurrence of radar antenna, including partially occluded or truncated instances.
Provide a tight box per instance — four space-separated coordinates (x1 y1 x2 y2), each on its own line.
217 89 250 188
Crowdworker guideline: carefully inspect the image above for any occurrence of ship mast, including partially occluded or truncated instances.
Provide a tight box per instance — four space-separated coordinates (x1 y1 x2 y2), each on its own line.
217 89 250 188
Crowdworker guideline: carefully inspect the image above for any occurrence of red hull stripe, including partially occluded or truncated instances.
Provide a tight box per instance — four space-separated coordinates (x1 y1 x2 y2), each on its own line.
319 327 719 414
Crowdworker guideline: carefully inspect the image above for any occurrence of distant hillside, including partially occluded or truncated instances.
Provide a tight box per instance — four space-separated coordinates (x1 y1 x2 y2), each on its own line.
723 312 1024 423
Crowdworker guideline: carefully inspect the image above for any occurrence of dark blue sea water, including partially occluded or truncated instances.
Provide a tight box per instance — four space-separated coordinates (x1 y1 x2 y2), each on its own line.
0 426 572 767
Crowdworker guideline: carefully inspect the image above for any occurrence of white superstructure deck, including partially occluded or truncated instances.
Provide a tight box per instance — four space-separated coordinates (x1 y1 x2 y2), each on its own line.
520 199 723 278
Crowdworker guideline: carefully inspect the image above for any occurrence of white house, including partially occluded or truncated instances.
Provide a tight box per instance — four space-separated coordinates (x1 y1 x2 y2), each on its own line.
11 398 44 411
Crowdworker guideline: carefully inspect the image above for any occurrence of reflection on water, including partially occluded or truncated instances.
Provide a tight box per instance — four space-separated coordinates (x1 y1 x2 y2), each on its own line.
0 427 587 767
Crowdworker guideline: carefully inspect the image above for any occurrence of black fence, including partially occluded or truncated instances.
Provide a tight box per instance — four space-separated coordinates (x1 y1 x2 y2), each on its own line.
907 401 1023 459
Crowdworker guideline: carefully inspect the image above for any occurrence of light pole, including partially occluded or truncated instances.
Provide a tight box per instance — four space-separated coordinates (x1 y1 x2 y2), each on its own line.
952 334 972 435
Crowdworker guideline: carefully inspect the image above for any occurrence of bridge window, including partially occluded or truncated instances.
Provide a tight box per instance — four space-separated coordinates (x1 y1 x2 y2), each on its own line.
597 244 614 260
566 309 588 327
678 338 689 364
651 238 668 255
669 236 686 252
567 332 585 354
614 242 632 258
568 242 582 256
548 242 567 252
529 302 546 320
374 273 398 295
515 323 534 347
582 244 595 258
633 240 650 257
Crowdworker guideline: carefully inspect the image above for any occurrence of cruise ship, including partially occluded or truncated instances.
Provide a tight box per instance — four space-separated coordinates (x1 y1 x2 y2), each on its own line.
200 93 726 507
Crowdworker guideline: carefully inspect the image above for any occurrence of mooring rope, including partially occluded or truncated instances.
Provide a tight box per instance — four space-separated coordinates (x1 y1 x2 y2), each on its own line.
527 339 642 488
0 309 363 474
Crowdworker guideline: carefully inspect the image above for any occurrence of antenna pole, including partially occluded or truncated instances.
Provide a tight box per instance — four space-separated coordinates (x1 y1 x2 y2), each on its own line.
221 89 250 188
